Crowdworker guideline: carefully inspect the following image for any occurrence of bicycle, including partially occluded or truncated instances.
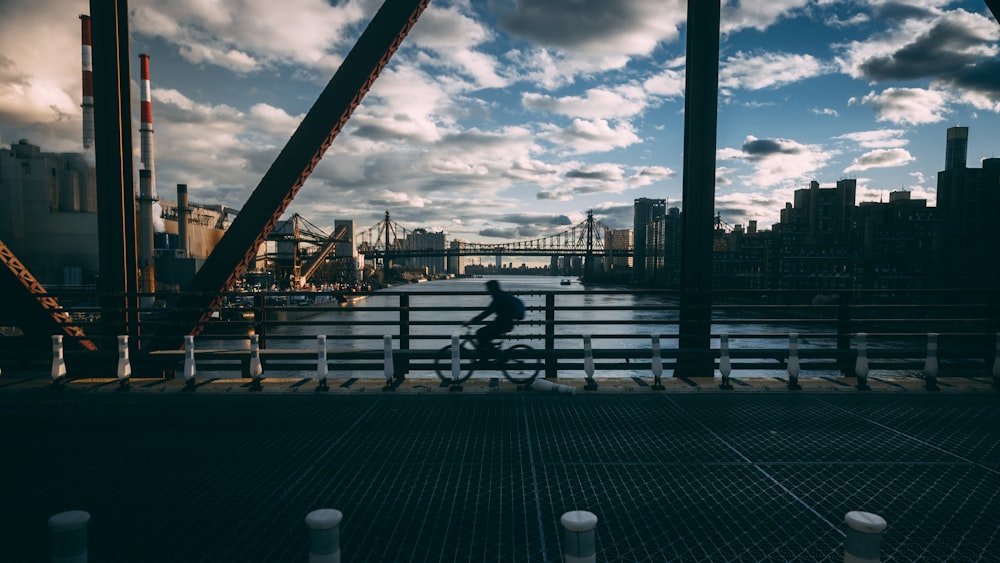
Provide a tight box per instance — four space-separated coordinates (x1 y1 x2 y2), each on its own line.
433 328 542 385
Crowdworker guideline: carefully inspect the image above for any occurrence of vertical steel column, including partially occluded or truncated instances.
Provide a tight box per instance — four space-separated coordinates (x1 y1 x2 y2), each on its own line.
397 294 409 378
676 0 721 377
545 293 556 378
90 0 139 346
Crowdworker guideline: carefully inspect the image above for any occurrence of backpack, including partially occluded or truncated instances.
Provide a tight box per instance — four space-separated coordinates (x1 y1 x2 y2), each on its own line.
505 293 526 320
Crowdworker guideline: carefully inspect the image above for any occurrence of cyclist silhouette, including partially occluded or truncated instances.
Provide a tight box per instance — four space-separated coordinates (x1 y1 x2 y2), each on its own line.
463 280 516 358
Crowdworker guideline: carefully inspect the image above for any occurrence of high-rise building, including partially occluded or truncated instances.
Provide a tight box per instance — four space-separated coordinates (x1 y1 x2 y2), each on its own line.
633 197 666 282
334 219 359 279
603 229 631 271
945 126 968 171
405 228 447 274
936 126 1000 288
644 207 682 287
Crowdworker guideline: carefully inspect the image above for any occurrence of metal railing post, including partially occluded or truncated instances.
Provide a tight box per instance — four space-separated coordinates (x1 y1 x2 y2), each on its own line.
924 333 939 391
253 293 267 349
838 291 853 376
545 292 556 378
397 294 409 379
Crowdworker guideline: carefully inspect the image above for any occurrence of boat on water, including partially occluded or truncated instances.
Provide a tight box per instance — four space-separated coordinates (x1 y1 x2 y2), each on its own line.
560 279 572 286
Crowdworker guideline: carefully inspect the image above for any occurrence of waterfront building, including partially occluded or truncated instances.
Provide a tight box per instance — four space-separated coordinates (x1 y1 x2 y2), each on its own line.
0 140 98 286
643 207 682 287
0 140 230 290
773 179 858 290
632 197 665 282
405 228 447 275
714 221 778 290
334 219 359 280
603 228 631 272
935 126 1000 289
854 191 937 290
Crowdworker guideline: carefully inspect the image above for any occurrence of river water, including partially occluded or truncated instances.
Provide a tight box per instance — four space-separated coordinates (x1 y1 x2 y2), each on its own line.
207 275 879 380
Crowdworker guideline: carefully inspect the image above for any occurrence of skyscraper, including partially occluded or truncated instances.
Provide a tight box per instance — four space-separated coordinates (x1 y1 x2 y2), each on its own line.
633 197 665 282
945 126 968 171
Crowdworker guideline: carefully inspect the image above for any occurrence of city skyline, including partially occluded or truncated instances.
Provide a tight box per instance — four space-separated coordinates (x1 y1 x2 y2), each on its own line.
1 0 998 244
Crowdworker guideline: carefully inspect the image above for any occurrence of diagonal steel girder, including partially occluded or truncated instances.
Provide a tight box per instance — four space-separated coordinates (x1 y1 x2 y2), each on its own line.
0 239 97 351
165 0 430 345
987 0 1000 23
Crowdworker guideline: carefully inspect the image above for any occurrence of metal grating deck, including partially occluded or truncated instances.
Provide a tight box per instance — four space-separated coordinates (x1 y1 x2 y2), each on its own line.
1 391 998 561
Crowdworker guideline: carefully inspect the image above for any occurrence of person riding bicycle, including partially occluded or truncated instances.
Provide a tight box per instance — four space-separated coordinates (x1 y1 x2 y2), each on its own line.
463 280 517 359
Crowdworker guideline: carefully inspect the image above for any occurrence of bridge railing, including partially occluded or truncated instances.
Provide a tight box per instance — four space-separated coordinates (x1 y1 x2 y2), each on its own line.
1 288 998 380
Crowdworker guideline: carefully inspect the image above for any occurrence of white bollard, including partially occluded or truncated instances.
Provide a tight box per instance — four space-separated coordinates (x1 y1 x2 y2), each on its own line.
48 510 90 563
383 335 394 387
116 335 131 384
560 510 597 563
530 378 576 395
719 333 732 389
924 333 938 390
787 333 801 390
52 335 67 382
316 335 328 388
183 335 196 384
451 334 461 384
844 511 886 563
248 334 263 386
651 334 664 390
854 333 869 390
305 508 343 563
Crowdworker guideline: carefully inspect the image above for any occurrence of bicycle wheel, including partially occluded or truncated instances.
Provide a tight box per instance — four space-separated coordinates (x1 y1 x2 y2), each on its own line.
433 338 476 383
502 344 541 384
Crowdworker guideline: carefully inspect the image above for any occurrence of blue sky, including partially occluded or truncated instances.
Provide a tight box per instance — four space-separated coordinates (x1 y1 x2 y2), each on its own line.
1 0 998 245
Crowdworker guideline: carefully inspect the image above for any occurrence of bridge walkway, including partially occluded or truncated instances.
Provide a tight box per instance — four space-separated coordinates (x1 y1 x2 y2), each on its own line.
1 375 997 561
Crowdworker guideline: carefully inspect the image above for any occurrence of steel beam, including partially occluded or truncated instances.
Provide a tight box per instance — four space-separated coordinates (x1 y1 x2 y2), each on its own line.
677 0 721 377
0 239 96 351
90 0 139 345
165 0 430 345
987 0 1000 24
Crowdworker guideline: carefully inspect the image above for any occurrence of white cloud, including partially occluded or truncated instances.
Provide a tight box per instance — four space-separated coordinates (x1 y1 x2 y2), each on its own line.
811 107 840 117
721 0 810 34
721 51 830 91
643 64 685 98
835 129 909 149
522 85 649 120
410 5 506 89
131 0 369 71
849 88 950 125
844 148 915 172
540 119 641 155
718 135 836 189
498 0 684 56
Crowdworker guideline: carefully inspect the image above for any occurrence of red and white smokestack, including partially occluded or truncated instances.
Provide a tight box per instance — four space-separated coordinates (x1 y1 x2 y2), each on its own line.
139 53 156 180
138 54 158 292
80 15 95 150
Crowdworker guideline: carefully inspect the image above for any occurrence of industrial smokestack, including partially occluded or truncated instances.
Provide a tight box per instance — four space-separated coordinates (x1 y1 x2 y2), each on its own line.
177 184 189 258
139 54 155 178
80 15 95 150
137 55 158 291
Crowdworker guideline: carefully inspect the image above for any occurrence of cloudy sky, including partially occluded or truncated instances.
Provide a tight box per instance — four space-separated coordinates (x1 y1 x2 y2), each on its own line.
1 0 998 246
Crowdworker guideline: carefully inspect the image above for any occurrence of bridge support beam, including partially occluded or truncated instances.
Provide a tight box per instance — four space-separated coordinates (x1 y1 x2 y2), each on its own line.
677 0 720 377
90 0 139 348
